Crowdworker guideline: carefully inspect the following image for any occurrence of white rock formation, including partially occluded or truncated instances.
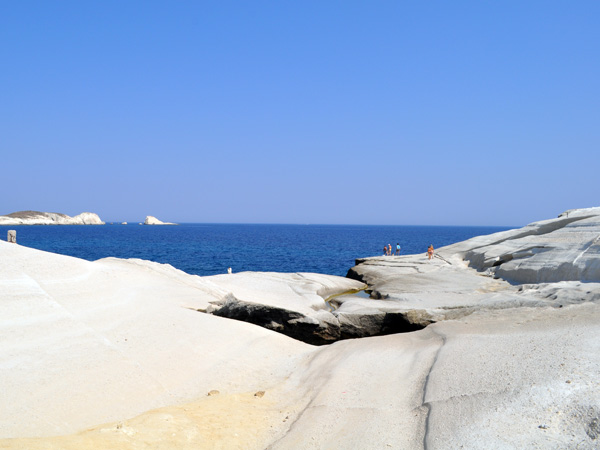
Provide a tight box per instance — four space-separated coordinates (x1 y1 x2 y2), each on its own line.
339 208 600 335
203 271 366 344
0 207 599 449
455 206 600 283
0 211 104 225
143 215 177 225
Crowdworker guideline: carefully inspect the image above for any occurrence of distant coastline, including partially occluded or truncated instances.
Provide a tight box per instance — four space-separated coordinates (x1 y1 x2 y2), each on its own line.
0 211 178 226
0 211 104 226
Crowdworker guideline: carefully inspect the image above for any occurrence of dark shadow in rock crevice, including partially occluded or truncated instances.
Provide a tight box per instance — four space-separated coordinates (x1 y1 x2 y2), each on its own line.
205 299 428 346
338 312 427 341
210 300 341 346
345 266 365 283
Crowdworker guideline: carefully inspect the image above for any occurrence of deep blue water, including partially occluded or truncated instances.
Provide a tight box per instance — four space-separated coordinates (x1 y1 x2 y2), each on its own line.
1 224 512 277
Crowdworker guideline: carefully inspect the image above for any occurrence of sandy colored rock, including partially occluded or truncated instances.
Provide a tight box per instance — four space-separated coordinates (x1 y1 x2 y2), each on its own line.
0 392 285 450
0 242 311 438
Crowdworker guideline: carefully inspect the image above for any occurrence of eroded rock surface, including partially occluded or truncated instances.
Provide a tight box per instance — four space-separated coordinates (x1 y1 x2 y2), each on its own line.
2 207 600 449
200 272 367 345
346 207 600 330
446 206 600 283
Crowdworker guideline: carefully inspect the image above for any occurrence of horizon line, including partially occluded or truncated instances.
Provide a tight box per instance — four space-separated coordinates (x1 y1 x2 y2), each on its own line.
100 221 519 228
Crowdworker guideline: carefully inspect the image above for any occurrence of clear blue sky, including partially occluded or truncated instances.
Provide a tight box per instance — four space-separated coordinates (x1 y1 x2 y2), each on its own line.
2 1 598 226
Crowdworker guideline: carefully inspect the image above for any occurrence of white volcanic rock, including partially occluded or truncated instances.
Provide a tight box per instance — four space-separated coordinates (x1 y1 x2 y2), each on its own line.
0 211 104 225
71 212 104 225
143 215 177 225
201 272 366 344
436 207 600 283
1 240 598 449
345 207 600 328
2 208 600 449
0 242 310 439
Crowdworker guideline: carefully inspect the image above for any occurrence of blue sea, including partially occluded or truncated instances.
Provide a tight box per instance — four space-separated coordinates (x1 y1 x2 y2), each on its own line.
1 224 512 277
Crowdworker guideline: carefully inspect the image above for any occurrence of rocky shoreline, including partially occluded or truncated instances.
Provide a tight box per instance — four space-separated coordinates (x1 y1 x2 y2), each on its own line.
345 207 600 326
1 207 599 449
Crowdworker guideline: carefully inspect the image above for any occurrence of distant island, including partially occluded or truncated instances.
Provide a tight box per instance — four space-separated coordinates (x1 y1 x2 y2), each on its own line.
143 215 177 225
0 211 179 226
0 211 104 225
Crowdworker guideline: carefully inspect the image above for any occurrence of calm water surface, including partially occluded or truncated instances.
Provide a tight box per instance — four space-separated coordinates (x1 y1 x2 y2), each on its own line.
1 223 512 277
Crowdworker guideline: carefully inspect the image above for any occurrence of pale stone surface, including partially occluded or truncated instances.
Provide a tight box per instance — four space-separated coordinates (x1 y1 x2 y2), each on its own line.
1 207 600 449
0 210 104 225
422 304 600 449
0 243 361 439
143 215 177 225
202 271 366 344
0 243 311 439
443 206 600 283
346 207 600 328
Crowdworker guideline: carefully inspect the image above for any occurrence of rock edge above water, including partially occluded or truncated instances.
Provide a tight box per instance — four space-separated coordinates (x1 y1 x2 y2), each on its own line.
346 207 600 329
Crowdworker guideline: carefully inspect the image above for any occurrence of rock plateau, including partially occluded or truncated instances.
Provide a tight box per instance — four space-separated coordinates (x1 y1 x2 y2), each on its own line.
0 207 599 449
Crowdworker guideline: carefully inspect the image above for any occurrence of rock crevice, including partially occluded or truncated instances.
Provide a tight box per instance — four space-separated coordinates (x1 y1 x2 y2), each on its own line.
420 328 446 450
205 293 428 345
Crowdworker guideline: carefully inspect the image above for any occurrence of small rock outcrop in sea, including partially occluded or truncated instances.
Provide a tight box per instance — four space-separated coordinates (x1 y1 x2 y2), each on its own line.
0 211 104 225
143 215 177 225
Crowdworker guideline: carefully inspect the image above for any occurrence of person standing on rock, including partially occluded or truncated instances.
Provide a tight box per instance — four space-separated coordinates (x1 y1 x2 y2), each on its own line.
388 244 392 256
427 244 434 260
395 243 401 255
383 245 388 256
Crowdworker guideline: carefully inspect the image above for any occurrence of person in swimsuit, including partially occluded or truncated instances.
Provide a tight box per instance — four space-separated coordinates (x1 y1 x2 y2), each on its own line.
388 244 392 256
427 244 434 260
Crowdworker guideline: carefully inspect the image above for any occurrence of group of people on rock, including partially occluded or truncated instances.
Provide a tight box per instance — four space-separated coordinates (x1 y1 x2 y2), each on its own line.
383 243 401 256
383 243 435 260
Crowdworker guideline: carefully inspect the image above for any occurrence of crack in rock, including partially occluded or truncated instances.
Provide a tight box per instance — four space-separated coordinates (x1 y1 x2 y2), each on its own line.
420 328 446 450
203 294 427 345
